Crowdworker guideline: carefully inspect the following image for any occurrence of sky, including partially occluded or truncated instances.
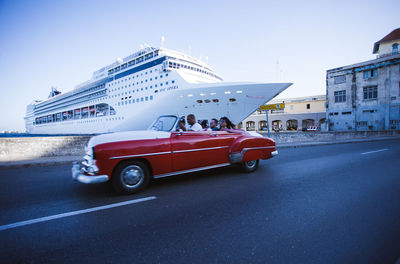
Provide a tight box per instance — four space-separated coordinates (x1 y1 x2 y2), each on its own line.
0 0 399 132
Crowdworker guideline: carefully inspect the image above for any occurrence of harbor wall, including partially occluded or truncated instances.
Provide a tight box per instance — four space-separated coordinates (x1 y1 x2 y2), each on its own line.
0 131 399 162
262 130 400 144
0 136 91 161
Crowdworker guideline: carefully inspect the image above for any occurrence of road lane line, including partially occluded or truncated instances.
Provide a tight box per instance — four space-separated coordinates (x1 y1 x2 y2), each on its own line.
0 196 157 232
361 149 389 155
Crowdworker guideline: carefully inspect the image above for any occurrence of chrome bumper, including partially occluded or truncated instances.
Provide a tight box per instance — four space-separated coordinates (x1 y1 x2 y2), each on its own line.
72 161 109 184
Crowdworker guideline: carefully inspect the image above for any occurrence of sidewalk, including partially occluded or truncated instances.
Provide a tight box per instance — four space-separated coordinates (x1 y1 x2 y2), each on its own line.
0 136 399 169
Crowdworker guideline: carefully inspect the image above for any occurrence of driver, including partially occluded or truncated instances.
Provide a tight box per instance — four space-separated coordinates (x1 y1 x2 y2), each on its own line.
179 114 202 131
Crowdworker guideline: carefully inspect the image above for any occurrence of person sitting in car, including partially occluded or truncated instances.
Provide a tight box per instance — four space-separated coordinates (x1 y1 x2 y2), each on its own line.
201 120 211 131
210 118 219 131
179 114 202 131
219 116 235 130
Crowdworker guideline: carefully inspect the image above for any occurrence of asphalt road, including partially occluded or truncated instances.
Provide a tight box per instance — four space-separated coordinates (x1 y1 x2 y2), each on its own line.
1 139 400 264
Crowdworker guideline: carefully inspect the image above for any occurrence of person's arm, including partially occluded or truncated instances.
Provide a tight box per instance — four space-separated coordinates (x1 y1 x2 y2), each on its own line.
178 121 187 131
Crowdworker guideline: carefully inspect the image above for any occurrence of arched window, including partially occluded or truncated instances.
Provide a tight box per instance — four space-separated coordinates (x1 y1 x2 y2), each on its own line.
246 121 255 131
259 120 268 131
272 120 282 132
286 119 298 131
393 43 399 55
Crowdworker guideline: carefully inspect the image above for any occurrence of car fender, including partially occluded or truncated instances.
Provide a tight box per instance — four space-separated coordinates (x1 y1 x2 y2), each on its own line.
229 134 276 163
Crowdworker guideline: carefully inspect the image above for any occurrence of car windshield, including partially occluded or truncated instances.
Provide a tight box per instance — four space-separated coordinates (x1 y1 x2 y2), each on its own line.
148 115 178 132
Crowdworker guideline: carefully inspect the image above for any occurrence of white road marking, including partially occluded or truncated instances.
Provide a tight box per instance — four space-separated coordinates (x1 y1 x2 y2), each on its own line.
0 196 157 232
360 149 389 155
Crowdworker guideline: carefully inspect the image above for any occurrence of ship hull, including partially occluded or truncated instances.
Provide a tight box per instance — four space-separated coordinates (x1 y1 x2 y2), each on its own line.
27 82 291 134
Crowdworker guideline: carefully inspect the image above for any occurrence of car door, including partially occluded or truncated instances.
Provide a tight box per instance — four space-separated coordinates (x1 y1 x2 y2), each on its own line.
170 131 240 172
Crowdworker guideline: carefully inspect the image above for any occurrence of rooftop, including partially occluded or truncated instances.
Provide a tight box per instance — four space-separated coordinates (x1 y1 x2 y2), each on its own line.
373 28 400 54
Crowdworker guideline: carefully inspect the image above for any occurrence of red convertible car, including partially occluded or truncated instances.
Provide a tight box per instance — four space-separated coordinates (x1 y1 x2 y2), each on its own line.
72 115 278 194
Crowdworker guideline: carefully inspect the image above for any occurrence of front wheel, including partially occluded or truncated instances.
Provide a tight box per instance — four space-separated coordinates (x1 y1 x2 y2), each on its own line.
112 160 150 194
241 160 259 172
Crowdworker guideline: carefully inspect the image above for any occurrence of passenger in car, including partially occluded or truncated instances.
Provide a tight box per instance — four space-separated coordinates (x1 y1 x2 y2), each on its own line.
176 116 186 131
201 120 210 131
179 114 202 131
210 118 219 131
219 116 235 130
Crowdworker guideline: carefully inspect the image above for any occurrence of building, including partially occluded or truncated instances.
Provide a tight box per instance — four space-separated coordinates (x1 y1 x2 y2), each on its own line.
326 28 400 131
240 95 326 132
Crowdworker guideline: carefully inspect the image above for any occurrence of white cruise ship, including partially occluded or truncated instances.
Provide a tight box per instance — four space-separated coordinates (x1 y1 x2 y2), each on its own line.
25 47 292 134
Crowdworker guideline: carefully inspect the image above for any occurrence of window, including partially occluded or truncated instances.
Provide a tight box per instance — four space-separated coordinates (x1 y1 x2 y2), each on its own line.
334 90 346 103
363 69 377 79
306 104 310 109
363 86 378 100
393 43 399 55
334 75 346 84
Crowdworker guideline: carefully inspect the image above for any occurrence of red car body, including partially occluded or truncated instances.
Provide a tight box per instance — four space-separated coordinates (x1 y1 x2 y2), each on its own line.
72 115 277 194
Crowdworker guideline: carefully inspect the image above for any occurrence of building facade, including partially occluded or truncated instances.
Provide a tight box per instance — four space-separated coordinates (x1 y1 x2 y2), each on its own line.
240 95 326 132
326 28 400 131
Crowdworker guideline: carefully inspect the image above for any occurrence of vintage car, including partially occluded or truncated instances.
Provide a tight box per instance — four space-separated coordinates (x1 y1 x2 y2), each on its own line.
72 115 278 194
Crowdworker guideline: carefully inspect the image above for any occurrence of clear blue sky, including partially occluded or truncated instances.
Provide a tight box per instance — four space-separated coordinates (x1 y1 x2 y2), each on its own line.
0 0 398 131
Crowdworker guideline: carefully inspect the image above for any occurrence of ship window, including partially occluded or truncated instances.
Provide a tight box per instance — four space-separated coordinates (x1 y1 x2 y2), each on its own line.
137 98 139 102
229 98 236 102
141 97 144 102
68 110 73 120
213 99 219 103
150 95 153 100
145 96 148 101
81 107 89 119
110 106 116 115
172 80 175 84
166 73 168 76
197 100 203 103
74 109 81 120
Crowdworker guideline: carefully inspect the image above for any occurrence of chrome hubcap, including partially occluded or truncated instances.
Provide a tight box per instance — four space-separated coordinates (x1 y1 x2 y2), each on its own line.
121 165 144 187
246 160 256 168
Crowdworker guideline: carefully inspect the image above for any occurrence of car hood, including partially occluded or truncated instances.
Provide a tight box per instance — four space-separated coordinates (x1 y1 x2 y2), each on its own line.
88 130 171 148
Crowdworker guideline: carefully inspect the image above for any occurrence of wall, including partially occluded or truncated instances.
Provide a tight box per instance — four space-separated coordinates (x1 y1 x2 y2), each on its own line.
263 130 400 144
377 40 399 56
0 136 91 162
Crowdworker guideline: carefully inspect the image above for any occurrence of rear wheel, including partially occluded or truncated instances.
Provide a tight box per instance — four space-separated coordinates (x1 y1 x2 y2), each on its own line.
112 160 150 194
241 160 259 172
